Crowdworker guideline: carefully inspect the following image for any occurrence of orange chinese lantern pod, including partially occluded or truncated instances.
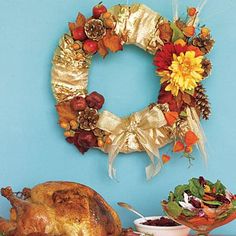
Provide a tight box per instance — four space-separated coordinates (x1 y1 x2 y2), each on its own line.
162 154 171 164
187 7 197 17
185 146 193 154
173 141 185 152
183 26 195 37
201 27 210 38
185 131 199 146
164 112 179 126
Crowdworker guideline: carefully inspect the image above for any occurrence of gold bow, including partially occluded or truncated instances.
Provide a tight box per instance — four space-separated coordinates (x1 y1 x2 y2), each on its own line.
97 105 167 180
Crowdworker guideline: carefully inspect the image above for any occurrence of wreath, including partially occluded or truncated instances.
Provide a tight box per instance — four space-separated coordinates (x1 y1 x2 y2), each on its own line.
51 3 214 180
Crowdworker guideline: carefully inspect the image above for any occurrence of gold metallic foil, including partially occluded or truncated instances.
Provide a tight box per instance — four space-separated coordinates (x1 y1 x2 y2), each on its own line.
110 4 167 54
51 34 91 102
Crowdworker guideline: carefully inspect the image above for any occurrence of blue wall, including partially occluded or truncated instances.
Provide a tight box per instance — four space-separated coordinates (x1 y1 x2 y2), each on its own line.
0 0 236 234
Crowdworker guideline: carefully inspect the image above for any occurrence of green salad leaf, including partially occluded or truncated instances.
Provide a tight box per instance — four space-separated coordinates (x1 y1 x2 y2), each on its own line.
174 184 189 201
167 201 183 218
203 200 222 206
189 178 205 198
182 209 196 217
232 200 236 207
214 180 226 195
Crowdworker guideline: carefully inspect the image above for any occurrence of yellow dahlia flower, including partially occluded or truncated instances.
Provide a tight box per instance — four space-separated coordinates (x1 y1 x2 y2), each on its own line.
158 51 204 96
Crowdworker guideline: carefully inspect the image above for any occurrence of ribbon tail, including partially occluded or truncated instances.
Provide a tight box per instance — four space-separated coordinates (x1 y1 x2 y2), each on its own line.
108 133 128 180
186 107 208 165
137 129 163 180
145 149 162 180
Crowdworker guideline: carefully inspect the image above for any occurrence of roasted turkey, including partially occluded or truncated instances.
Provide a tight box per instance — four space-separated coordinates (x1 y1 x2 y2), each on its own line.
0 181 122 236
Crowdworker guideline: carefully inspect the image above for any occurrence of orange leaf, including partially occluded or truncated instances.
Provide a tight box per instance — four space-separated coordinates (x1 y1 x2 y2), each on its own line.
68 22 76 33
185 130 199 146
103 29 123 53
76 13 86 27
187 45 203 57
159 23 173 43
182 93 192 105
98 40 108 58
56 102 77 124
164 112 179 126
173 141 185 153
183 26 195 37
162 154 171 164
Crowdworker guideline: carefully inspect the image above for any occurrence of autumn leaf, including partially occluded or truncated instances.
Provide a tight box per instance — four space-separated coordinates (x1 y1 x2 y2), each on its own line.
159 23 173 43
187 45 203 57
103 29 123 53
68 22 76 33
98 40 108 58
164 112 179 126
68 13 86 33
56 102 77 124
182 93 192 105
185 130 199 146
76 13 86 27
173 141 185 153
162 154 171 164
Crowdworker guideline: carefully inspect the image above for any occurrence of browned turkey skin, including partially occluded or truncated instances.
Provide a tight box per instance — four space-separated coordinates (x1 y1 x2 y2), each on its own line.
0 182 122 236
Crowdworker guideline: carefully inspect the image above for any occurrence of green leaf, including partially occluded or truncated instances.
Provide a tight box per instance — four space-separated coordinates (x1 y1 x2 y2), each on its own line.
168 191 175 202
203 200 222 206
170 22 185 42
189 178 205 198
180 111 187 117
174 184 189 201
167 201 183 218
232 200 236 207
182 209 196 217
214 180 226 195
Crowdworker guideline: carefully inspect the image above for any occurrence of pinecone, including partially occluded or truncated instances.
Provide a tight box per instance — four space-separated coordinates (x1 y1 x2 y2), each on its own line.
84 19 106 41
195 84 211 120
77 107 99 131
201 58 212 78
192 36 215 54
93 128 105 138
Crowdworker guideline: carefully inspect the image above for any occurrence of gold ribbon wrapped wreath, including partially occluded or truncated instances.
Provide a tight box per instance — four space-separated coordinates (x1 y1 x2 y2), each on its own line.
51 3 214 180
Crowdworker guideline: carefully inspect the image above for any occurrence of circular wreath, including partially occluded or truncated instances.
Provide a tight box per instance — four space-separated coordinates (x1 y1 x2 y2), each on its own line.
51 3 214 179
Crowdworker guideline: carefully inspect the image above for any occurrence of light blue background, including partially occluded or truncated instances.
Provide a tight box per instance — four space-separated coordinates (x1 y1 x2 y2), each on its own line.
0 0 236 234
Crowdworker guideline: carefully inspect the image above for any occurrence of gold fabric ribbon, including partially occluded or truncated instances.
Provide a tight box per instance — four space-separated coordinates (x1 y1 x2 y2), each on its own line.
97 105 167 180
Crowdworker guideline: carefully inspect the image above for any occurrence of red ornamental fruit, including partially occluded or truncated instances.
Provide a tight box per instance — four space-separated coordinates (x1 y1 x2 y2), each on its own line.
83 39 98 54
93 3 107 19
86 91 105 110
72 26 87 41
70 96 87 111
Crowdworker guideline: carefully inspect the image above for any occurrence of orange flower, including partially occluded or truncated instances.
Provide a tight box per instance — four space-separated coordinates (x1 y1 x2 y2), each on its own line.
183 26 195 37
173 141 185 152
187 7 197 17
162 154 171 164
164 112 179 126
185 131 199 146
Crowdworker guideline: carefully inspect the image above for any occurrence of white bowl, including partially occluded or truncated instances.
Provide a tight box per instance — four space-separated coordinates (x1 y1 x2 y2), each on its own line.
134 216 191 236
